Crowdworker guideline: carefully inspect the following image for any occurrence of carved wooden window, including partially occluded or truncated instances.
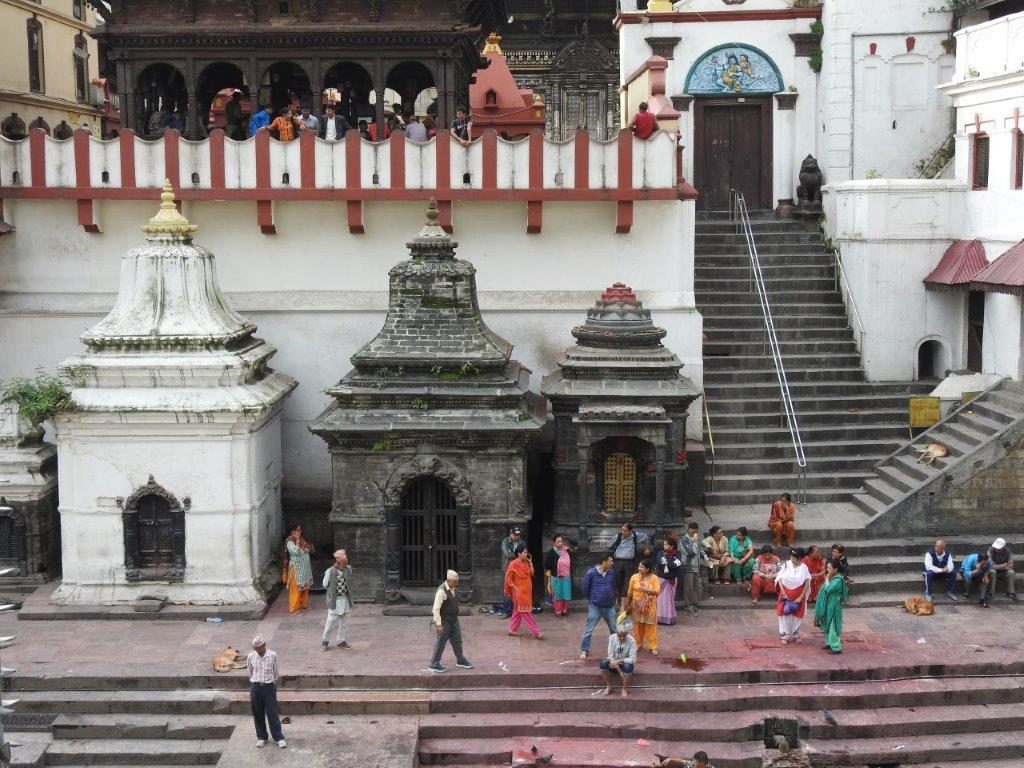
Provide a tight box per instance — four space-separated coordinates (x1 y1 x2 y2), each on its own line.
27 18 44 94
603 452 637 514
73 34 88 103
122 477 187 582
972 133 989 191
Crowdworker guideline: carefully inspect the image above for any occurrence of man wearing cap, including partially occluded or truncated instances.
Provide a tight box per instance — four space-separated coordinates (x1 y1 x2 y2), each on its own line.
988 538 1017 602
246 635 286 748
498 526 523 618
600 619 637 698
321 548 354 651
429 570 474 673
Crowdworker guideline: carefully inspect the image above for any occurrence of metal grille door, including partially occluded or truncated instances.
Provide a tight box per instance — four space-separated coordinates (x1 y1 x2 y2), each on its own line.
400 477 458 586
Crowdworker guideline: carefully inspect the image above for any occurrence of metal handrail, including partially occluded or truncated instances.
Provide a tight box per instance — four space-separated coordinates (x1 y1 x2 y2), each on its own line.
729 190 808 501
702 393 716 494
831 247 866 356
917 130 955 179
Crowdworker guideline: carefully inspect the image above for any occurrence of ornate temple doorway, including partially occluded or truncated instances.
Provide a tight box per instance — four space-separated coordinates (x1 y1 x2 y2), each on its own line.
399 477 458 587
123 477 186 582
686 44 782 212
603 452 637 514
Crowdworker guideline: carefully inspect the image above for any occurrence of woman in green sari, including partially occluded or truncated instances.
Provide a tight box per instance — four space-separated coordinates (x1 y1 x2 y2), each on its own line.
815 559 849 654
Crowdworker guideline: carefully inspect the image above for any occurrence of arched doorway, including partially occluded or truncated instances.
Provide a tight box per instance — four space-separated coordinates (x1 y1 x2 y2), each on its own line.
399 476 458 587
197 62 248 134
385 61 436 119
687 44 783 211
135 63 186 137
323 62 373 126
123 476 186 582
260 61 311 113
917 339 948 380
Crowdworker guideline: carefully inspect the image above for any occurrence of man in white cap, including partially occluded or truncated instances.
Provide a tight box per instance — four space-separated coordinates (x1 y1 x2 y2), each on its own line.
988 538 1017 602
321 548 354 651
599 619 637 698
246 634 286 748
428 569 474 673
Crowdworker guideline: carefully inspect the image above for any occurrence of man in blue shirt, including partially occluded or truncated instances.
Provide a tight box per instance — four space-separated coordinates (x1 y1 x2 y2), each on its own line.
579 553 616 660
248 105 273 137
961 551 992 607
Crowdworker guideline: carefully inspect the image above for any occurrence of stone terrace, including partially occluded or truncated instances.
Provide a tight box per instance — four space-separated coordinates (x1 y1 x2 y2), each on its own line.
2 592 1023 767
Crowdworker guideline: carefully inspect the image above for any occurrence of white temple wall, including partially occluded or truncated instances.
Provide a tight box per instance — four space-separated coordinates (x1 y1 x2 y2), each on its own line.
51 411 284 604
0 197 703 495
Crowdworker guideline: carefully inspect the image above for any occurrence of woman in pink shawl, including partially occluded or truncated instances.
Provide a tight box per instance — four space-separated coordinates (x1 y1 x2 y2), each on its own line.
774 547 812 645
544 534 572 616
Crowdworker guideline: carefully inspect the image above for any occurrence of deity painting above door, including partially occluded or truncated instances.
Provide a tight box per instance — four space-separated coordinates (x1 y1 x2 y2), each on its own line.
685 44 783 95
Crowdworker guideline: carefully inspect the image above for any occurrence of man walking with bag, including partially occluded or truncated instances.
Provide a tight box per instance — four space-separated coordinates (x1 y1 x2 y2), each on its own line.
428 570 474 673
321 549 353 651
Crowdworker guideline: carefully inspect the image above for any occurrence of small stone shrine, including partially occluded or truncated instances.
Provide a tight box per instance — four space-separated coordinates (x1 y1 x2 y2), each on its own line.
52 182 296 608
311 201 542 604
0 404 59 588
541 283 700 547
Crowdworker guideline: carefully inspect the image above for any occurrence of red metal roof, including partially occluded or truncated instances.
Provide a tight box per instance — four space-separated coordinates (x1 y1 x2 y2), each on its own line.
923 239 988 292
971 239 1024 296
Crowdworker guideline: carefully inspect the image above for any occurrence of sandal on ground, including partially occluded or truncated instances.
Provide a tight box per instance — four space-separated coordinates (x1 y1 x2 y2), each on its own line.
780 636 789 645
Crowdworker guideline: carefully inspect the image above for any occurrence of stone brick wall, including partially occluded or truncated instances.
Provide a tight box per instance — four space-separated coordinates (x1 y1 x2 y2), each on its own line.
938 442 1024 531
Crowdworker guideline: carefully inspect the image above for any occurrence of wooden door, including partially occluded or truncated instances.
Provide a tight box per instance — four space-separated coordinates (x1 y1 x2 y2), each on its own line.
400 477 458 586
696 100 770 211
603 452 637 514
967 291 985 372
136 494 176 571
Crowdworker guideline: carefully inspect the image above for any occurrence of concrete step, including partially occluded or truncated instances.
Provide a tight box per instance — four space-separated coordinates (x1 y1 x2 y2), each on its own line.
696 290 843 304
696 230 823 244
695 261 835 276
702 327 854 343
697 243 828 255
695 277 838 292
705 368 865 385
705 488 867 505
50 715 236 741
801 729 1024 765
710 472 867 493
695 218 815 231
709 408 907 429
707 381 928 398
417 736 764 768
696 253 835 268
44 739 224 766
713 424 906 445
698 302 847 317
705 342 860 358
703 314 850 329
707 392 922 415
704 353 862 370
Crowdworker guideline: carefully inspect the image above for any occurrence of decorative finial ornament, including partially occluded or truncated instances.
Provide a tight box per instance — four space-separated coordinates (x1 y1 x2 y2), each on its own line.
407 197 457 259
483 32 503 54
141 179 197 238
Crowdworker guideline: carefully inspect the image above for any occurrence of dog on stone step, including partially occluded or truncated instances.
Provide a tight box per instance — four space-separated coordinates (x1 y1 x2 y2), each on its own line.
212 646 247 673
904 596 935 616
916 442 950 465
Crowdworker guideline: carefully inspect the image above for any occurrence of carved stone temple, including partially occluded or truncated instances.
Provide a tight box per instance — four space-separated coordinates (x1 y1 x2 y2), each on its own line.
52 183 296 608
311 201 543 604
0 404 59 591
541 283 700 548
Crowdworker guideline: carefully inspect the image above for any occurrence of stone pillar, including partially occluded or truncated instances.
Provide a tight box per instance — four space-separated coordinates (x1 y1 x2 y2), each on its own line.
374 85 385 139
456 504 472 600
774 93 798 211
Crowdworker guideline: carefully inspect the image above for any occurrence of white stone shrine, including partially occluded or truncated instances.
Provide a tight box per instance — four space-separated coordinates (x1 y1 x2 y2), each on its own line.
51 182 297 607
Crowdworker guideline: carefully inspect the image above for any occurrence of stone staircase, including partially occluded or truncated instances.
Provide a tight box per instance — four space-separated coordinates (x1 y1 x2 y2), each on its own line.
696 213 931 506
851 378 1024 522
7 667 1024 767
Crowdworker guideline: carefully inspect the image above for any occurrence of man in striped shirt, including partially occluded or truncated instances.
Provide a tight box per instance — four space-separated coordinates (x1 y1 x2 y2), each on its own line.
247 634 286 748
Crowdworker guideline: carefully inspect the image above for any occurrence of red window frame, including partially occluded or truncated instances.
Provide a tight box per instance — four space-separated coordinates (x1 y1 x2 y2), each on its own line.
971 132 990 191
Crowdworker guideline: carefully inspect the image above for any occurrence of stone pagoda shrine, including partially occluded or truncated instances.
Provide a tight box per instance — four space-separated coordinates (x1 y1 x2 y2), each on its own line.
52 182 296 609
541 283 700 548
311 201 542 604
0 404 59 590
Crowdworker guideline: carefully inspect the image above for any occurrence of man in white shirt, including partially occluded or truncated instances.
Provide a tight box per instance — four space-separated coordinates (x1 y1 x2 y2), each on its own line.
599 619 637 698
428 570 474 673
246 634 286 748
924 539 958 601
405 115 428 142
318 105 350 142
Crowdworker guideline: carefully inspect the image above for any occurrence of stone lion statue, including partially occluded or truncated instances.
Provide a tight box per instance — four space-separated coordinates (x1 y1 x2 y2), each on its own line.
797 154 823 207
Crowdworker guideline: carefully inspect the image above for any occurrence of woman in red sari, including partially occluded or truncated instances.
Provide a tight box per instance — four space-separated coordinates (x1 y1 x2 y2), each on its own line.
505 544 543 639
802 545 826 603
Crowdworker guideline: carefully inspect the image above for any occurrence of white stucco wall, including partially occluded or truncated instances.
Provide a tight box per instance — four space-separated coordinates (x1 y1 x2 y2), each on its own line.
0 198 703 495
818 0 953 183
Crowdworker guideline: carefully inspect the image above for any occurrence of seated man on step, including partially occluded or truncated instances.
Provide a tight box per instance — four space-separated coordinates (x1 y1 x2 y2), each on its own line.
923 539 958 602
988 538 1018 603
960 551 992 607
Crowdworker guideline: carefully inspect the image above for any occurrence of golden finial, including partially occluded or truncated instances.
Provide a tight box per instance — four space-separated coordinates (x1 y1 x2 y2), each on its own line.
141 179 197 237
483 32 502 54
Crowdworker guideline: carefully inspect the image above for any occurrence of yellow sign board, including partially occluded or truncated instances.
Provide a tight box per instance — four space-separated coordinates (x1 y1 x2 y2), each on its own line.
961 391 981 405
909 396 941 428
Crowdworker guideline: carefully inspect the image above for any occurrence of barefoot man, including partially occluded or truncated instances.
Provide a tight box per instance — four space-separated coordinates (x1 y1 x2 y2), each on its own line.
599 619 637 698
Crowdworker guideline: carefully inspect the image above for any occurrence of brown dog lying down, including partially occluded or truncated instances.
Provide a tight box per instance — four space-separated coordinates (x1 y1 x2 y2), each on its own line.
916 443 950 465
212 646 247 673
904 596 934 616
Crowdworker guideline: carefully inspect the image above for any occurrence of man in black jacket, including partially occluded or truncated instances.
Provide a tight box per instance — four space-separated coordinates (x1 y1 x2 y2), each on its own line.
318 105 351 142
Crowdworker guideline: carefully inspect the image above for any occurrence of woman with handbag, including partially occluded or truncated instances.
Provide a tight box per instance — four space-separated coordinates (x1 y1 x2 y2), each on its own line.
773 547 811 645
655 534 681 625
625 560 662 655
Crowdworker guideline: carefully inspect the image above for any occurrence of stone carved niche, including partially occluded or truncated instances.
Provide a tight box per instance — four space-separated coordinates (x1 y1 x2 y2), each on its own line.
120 476 189 582
383 454 472 507
0 501 28 577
